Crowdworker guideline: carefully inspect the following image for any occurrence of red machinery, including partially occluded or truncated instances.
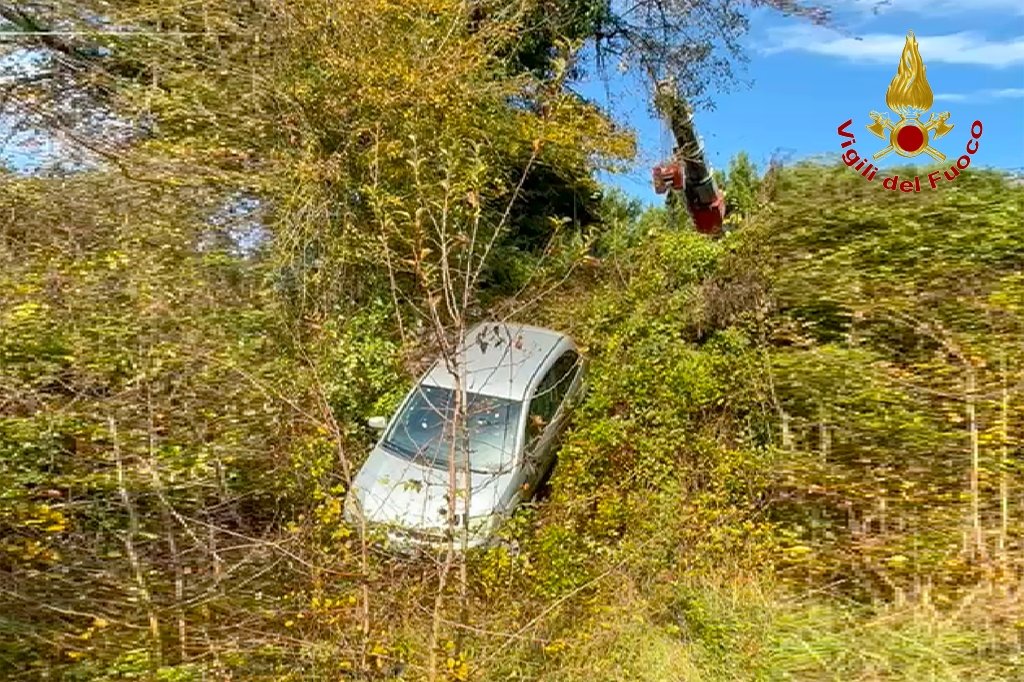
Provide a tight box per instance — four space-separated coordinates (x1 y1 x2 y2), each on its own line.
652 81 726 235
652 162 684 194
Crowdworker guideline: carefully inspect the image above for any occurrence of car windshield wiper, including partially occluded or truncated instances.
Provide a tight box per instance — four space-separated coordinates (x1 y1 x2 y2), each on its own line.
383 439 508 476
381 439 417 459
383 440 449 470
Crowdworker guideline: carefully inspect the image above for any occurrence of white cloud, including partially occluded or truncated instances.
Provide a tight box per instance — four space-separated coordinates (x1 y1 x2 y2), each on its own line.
988 87 1024 98
762 26 1024 68
935 87 1024 102
823 0 1024 16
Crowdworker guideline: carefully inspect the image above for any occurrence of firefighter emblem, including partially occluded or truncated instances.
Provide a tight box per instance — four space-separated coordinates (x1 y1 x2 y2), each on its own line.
866 31 954 161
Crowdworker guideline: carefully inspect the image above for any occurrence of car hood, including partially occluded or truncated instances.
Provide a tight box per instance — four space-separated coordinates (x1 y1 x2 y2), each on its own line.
349 445 513 529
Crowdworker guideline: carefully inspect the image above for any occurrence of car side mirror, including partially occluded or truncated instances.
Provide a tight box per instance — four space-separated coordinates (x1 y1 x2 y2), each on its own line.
367 416 387 430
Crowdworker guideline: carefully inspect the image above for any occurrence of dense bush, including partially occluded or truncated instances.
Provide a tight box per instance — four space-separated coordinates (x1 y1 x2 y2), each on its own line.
1 0 1021 677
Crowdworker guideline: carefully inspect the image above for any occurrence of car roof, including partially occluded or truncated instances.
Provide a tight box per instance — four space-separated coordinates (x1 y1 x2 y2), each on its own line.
421 321 574 400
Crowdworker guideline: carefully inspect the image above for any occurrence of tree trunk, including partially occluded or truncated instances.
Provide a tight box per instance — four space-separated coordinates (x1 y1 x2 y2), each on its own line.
967 366 984 560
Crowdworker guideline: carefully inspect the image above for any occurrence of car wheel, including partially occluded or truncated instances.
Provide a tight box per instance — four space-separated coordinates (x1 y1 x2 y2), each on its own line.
533 455 557 500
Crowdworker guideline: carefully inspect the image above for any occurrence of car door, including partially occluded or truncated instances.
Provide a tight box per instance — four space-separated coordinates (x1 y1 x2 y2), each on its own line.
521 349 581 488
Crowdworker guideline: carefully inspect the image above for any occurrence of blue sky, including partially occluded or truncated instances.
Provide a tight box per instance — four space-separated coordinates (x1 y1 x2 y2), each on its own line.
578 0 1024 203
4 1 1021 192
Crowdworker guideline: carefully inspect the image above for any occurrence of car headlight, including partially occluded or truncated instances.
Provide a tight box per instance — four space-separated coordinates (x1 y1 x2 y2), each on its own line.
467 513 499 539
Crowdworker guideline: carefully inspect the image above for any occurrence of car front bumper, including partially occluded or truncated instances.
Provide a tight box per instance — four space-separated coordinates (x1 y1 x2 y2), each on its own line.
343 510 495 555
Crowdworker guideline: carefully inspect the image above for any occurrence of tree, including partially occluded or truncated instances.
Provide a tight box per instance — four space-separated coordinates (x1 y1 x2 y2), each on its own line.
741 163 1024 592
725 151 760 217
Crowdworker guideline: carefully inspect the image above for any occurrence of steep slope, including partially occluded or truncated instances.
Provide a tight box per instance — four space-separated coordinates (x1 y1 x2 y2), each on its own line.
484 162 1024 680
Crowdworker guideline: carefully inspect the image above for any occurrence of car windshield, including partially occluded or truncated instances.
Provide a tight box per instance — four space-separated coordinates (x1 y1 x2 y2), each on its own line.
382 385 522 474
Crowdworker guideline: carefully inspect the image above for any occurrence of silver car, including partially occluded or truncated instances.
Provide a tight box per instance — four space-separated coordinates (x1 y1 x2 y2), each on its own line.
344 322 586 550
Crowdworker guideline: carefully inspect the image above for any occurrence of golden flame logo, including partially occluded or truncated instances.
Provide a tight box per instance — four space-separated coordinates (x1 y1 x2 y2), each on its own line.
837 30 984 191
885 31 933 117
867 31 953 161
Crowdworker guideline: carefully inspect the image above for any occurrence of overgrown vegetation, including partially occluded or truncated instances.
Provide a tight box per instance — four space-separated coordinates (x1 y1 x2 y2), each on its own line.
1 1 1022 680
520 164 1024 681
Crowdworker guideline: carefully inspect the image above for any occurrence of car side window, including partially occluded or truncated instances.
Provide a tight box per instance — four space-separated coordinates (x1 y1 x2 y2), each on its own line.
546 350 580 411
525 350 580 446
